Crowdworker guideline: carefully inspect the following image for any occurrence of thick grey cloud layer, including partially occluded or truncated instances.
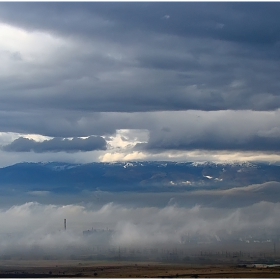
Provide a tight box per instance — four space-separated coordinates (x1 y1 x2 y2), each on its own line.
0 3 279 159
0 2 280 113
133 110 280 153
0 110 280 154
2 136 107 153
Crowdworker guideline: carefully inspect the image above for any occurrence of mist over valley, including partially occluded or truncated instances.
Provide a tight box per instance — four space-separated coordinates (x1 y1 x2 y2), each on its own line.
0 161 280 262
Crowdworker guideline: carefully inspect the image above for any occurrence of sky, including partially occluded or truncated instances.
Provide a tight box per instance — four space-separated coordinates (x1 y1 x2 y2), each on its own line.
0 2 280 166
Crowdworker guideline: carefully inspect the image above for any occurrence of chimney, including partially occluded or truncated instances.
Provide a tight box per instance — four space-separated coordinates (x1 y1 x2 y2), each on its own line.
64 218 66 231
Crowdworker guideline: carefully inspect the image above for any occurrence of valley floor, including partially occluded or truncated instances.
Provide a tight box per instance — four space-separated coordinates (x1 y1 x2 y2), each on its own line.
0 260 280 278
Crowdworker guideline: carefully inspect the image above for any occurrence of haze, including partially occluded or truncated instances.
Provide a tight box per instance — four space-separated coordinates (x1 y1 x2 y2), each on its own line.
0 3 280 261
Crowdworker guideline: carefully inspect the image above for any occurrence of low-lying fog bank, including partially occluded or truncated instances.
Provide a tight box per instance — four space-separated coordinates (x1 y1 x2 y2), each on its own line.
0 200 280 260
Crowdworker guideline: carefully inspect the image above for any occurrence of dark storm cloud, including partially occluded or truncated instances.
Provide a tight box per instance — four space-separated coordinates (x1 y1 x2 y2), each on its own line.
0 2 280 158
1 3 280 45
0 2 279 115
0 110 118 138
0 110 279 153
2 136 107 153
133 110 280 153
143 133 280 152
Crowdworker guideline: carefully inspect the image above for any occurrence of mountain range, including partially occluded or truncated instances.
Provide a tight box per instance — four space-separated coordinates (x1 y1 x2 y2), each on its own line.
0 161 279 194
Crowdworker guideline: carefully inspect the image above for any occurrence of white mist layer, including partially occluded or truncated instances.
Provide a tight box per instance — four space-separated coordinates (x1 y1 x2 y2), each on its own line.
0 201 279 259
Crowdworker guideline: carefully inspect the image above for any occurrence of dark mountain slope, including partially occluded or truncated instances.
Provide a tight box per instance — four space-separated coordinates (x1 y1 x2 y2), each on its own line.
0 161 279 193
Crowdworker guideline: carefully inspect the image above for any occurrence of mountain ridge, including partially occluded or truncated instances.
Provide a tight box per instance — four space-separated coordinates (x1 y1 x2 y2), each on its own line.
0 161 279 194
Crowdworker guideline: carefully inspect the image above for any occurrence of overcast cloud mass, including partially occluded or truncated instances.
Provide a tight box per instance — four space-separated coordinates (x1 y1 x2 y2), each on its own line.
0 2 279 164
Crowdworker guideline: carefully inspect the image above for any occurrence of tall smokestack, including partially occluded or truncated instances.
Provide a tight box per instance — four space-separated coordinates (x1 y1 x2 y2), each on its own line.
64 219 66 231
